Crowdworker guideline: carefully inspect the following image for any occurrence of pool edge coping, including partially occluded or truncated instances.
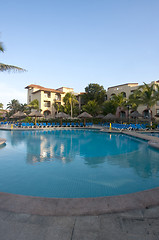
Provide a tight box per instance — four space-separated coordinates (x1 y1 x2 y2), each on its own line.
0 137 6 146
1 187 159 216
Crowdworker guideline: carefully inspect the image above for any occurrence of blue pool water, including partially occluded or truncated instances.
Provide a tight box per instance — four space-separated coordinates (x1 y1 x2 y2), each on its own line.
0 129 159 198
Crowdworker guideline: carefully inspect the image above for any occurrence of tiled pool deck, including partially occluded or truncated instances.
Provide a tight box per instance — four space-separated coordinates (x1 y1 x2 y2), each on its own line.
1 127 159 239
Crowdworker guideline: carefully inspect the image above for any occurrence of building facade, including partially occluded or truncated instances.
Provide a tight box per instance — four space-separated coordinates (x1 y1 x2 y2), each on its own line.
25 84 75 116
106 80 159 119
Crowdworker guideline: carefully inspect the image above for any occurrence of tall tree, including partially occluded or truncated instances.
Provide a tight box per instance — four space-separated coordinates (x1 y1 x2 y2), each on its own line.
0 39 25 72
27 99 39 111
102 100 117 115
63 93 78 117
84 83 107 105
138 83 156 123
0 103 3 109
7 99 21 114
128 89 142 111
111 92 127 108
82 100 100 116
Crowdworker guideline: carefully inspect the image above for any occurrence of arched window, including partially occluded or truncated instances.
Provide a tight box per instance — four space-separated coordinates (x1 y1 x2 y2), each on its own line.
110 93 115 100
44 110 51 116
121 92 126 98
119 111 126 118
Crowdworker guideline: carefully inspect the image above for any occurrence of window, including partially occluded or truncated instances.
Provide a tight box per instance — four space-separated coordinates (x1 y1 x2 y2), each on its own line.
157 101 159 106
55 94 61 101
156 109 159 116
29 96 31 102
44 92 51 98
44 101 50 107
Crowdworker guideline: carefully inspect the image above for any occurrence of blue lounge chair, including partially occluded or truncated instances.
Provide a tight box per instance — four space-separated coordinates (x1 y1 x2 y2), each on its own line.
43 123 47 127
80 122 84 127
71 122 74 127
62 122 66 127
52 122 55 127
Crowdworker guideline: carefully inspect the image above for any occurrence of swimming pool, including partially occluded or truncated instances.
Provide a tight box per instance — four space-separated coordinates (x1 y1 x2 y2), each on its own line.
0 129 159 198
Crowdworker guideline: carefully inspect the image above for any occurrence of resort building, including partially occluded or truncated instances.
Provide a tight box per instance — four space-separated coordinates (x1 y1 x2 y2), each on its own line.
106 80 159 119
25 84 75 116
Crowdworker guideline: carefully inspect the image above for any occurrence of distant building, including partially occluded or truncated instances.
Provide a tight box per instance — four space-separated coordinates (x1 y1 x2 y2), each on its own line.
25 84 75 116
107 80 159 119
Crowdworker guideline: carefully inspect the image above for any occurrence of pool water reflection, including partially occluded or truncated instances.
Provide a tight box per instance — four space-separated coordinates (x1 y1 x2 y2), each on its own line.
0 129 159 198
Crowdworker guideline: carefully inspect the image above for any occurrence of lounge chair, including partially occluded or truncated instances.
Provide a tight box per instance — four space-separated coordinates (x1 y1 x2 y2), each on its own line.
71 122 74 127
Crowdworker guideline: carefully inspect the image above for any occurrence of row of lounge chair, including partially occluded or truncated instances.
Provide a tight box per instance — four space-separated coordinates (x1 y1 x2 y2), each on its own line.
10 122 93 128
102 123 149 131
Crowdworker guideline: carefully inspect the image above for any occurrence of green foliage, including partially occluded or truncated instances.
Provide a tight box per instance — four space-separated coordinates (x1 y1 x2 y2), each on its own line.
7 99 28 117
154 84 159 101
0 103 3 109
102 100 117 115
27 99 39 110
63 92 78 117
138 82 156 109
128 89 142 111
53 102 60 113
7 99 21 115
82 100 100 116
23 116 32 123
111 93 127 107
84 83 107 105
0 42 4 52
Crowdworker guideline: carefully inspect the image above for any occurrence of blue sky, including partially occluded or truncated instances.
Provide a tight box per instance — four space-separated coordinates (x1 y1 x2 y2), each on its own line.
0 0 159 108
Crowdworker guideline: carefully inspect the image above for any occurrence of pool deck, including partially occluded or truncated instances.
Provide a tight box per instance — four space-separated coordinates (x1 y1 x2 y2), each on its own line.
0 137 6 146
1 127 159 239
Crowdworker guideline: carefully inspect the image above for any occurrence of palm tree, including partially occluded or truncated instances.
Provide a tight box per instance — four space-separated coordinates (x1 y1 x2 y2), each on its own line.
0 103 3 109
0 40 25 72
7 99 21 114
27 99 39 111
63 93 78 118
154 84 159 101
111 92 127 108
82 100 100 116
138 82 157 126
128 89 142 111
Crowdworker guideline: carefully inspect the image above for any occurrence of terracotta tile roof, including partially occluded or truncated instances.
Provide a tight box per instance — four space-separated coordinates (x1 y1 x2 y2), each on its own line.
25 84 64 93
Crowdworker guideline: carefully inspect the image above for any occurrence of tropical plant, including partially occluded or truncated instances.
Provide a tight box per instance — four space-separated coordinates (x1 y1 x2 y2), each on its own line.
63 92 78 117
84 83 107 105
53 102 60 114
0 102 3 109
102 100 117 115
27 99 39 111
7 99 21 114
0 39 25 72
111 93 127 108
82 100 100 116
137 82 157 126
128 89 142 111
154 84 159 101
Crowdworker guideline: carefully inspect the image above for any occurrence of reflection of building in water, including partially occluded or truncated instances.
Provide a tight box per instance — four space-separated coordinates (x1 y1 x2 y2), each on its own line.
8 130 159 178
25 130 77 164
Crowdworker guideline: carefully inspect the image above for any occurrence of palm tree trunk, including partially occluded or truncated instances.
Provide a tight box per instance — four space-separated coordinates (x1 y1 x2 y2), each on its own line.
71 100 73 118
148 107 152 129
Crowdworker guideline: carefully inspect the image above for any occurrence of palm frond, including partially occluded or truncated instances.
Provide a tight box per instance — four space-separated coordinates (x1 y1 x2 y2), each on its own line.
0 42 4 52
0 63 26 72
